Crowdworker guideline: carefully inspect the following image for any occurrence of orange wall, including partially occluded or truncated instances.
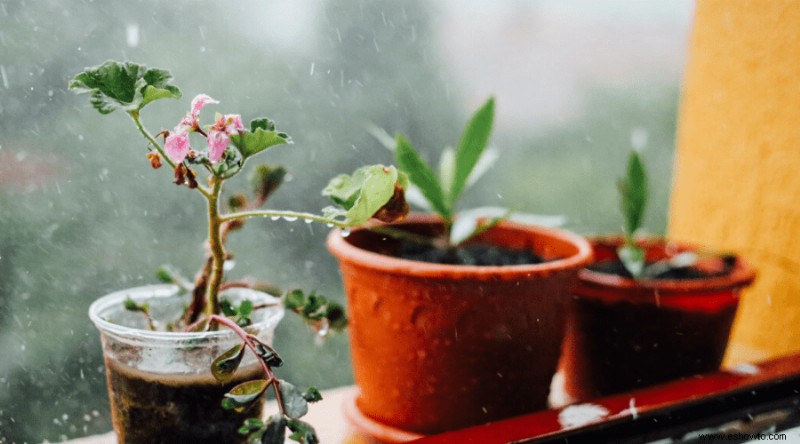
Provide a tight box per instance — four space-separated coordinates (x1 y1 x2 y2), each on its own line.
669 0 800 364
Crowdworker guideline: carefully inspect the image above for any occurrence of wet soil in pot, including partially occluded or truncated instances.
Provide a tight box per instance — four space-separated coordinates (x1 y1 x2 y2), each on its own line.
105 359 264 444
396 241 545 266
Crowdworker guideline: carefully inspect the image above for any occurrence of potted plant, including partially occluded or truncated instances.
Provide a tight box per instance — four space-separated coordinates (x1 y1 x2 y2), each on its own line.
558 151 756 403
71 60 407 444
326 98 593 438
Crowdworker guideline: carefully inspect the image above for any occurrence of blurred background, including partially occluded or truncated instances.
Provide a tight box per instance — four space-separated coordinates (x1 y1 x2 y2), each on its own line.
0 0 692 442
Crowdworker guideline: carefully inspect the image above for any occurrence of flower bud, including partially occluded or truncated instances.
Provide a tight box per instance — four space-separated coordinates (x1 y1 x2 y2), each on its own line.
147 152 162 169
186 167 198 189
174 164 187 186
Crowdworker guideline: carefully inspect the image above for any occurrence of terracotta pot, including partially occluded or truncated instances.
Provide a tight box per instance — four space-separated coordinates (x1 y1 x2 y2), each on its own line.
89 285 284 444
559 237 756 403
327 214 592 436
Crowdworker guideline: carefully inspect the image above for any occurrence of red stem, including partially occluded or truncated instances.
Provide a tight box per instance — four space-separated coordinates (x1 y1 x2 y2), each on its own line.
208 314 285 416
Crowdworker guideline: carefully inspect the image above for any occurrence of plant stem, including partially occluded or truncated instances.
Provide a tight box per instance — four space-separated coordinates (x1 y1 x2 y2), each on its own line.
128 111 211 198
221 209 347 228
209 314 286 417
205 176 226 320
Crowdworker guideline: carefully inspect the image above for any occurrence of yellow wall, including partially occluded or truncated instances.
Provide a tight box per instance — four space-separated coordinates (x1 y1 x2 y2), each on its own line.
670 0 800 364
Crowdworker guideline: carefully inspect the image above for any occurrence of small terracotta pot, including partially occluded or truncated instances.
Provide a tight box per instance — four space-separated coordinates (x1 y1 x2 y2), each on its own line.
327 214 592 436
559 237 756 403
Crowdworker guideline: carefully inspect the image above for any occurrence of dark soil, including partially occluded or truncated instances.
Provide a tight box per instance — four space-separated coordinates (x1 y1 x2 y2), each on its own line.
397 241 544 266
565 296 737 399
588 256 737 280
105 359 263 444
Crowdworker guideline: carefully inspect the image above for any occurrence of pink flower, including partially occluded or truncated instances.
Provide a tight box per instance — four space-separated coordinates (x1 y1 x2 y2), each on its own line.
191 94 218 118
165 132 191 163
206 114 244 163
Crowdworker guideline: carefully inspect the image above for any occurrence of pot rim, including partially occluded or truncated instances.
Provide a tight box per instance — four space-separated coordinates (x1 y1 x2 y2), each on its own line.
88 284 284 342
578 235 756 293
327 213 593 280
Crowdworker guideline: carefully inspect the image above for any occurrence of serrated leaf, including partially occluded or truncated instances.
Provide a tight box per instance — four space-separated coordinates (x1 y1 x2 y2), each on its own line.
618 244 646 279
287 419 319 444
230 118 292 160
69 60 181 114
394 135 450 218
450 97 494 205
211 343 245 382
222 379 270 412
261 415 287 444
278 380 309 419
618 151 648 238
322 164 404 226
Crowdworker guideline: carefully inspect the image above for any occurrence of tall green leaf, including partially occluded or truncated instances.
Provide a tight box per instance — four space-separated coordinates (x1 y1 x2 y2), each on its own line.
618 151 649 238
449 97 494 205
395 135 450 218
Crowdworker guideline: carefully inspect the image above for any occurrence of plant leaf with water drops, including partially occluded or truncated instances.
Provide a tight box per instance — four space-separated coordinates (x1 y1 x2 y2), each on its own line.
211 343 245 382
322 164 406 226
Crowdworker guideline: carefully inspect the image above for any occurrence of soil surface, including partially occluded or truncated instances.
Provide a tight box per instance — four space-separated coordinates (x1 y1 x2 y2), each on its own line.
588 256 737 280
397 241 544 266
105 359 263 444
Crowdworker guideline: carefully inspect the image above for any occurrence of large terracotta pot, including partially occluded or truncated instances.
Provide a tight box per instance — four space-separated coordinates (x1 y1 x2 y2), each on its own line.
327 214 592 436
560 237 756 403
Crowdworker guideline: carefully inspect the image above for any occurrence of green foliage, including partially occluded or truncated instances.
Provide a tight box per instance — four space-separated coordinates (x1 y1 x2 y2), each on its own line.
322 164 407 226
221 379 270 412
450 97 495 204
220 298 255 327
618 151 649 238
230 118 293 160
250 164 287 203
283 289 348 332
211 344 245 383
287 419 319 444
617 151 649 278
278 380 309 419
302 387 323 403
395 135 450 217
68 60 181 114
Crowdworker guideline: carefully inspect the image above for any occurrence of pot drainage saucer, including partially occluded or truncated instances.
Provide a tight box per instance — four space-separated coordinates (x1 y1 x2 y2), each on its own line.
342 390 426 443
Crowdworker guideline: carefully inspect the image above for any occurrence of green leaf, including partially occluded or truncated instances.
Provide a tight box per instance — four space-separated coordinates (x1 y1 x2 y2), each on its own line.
618 151 649 238
230 118 292 160
302 387 323 403
278 380 309 419
239 300 254 317
284 289 305 310
238 417 265 435
249 164 286 203
450 97 495 205
287 419 319 444
69 60 181 114
211 344 245 383
325 303 348 331
322 164 405 226
438 148 456 194
251 337 284 368
222 379 270 412
261 415 288 444
618 244 646 279
220 298 237 317
394 135 450 218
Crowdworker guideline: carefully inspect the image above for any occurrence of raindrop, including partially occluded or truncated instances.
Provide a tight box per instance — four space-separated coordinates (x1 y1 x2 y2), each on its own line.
0 65 8 89
326 223 334 228
126 23 140 48
282 216 298 222
223 260 236 271
341 228 351 238
270 216 280 221
309 62 315 76
304 219 313 224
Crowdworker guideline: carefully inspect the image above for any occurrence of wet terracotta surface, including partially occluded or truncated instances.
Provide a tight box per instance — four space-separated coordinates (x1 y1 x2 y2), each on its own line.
328 214 592 435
